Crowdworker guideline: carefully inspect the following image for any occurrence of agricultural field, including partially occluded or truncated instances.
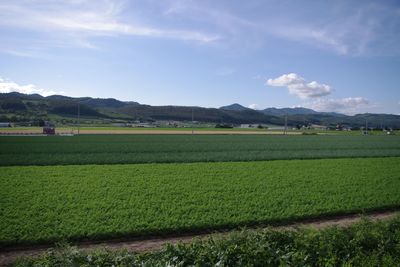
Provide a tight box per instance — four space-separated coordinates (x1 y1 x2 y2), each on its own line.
0 126 268 132
1 126 397 135
1 134 400 166
1 157 400 247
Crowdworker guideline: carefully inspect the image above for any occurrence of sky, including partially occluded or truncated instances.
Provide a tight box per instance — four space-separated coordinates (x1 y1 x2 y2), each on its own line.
0 0 400 115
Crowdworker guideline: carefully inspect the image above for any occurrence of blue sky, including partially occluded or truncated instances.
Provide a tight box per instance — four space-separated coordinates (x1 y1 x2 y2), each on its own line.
0 0 399 114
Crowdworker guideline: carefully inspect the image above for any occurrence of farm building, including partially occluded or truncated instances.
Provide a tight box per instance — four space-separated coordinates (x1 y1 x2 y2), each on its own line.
0 122 11 127
43 126 55 135
132 122 156 128
42 122 56 135
240 124 256 128
311 124 328 130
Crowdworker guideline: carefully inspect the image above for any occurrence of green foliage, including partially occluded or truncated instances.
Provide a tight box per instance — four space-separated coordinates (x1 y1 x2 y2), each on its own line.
1 135 400 166
301 132 318 135
0 98 26 111
1 157 399 247
215 123 234 128
12 217 400 267
49 101 105 117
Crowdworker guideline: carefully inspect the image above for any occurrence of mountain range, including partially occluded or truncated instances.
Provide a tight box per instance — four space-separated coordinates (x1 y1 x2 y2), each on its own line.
1 92 399 129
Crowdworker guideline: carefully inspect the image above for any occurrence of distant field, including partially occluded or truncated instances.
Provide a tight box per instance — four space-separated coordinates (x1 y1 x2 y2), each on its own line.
0 127 282 136
0 126 267 132
1 157 399 247
0 135 399 166
0 126 396 135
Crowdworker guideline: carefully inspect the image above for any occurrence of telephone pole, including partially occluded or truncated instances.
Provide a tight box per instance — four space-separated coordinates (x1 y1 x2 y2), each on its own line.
77 102 80 135
191 107 194 135
284 113 288 135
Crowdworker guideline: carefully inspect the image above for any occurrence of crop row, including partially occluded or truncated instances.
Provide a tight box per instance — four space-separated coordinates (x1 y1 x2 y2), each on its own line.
0 135 399 165
13 217 400 267
1 157 399 247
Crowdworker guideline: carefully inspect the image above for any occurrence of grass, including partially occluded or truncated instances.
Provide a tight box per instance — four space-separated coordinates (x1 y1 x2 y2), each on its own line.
1 135 399 166
13 217 400 267
1 157 399 247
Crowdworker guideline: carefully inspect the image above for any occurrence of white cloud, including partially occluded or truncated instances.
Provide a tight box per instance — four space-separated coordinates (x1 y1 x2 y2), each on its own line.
0 77 60 97
267 26 349 55
306 97 369 114
0 0 219 53
266 73 332 99
39 15 219 43
248 104 259 110
3 50 39 58
1 1 398 56
254 2 400 56
163 1 400 56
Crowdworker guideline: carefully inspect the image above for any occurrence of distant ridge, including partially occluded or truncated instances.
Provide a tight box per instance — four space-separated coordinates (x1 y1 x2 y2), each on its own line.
1 93 400 128
261 107 318 116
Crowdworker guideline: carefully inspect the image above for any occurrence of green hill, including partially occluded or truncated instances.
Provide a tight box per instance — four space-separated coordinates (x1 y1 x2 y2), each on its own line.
1 92 399 129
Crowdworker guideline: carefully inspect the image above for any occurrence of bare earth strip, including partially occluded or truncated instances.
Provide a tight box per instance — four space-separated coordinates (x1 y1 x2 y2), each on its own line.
1 210 397 266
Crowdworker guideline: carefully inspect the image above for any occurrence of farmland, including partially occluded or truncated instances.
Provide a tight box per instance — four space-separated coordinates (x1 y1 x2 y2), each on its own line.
1 134 400 166
1 157 400 247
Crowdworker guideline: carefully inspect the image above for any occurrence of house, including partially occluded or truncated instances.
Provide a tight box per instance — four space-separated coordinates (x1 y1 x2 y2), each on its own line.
132 122 155 128
240 124 255 128
311 124 328 130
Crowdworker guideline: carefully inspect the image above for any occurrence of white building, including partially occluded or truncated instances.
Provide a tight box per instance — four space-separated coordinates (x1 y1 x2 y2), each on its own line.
0 122 11 127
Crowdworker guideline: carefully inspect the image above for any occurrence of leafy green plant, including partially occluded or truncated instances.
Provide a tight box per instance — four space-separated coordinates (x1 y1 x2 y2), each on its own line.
12 216 400 267
1 157 399 247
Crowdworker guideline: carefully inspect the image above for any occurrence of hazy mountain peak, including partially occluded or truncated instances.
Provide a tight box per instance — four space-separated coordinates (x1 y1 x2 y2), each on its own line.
220 103 249 111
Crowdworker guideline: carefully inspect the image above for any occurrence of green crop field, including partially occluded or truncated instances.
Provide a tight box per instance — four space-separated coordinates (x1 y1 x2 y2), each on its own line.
1 157 399 247
1 135 399 166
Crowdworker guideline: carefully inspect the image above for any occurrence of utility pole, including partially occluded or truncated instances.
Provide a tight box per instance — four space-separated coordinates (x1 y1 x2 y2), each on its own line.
284 113 288 135
191 107 194 135
77 102 80 135
365 118 368 135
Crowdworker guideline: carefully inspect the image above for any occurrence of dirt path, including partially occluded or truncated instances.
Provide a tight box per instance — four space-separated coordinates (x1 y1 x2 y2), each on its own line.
1 210 398 266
